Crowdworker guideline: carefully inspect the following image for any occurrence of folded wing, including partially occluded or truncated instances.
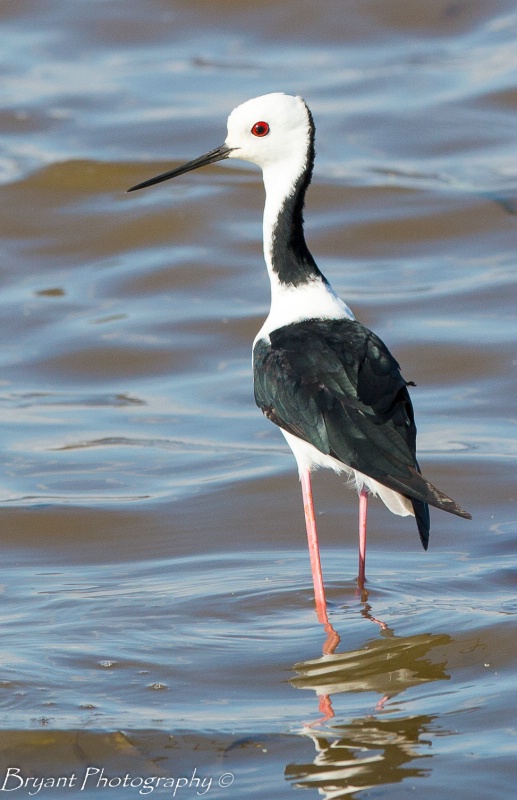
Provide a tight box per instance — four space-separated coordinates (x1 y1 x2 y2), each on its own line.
253 318 470 549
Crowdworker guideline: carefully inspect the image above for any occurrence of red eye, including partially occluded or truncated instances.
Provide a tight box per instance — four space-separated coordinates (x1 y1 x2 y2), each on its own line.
251 121 270 137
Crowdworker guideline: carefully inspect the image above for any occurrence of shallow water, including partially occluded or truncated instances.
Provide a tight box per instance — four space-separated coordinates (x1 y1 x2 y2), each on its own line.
0 0 516 798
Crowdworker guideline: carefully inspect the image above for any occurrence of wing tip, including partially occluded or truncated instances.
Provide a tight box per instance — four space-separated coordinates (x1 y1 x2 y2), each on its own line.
418 473 471 521
434 494 472 520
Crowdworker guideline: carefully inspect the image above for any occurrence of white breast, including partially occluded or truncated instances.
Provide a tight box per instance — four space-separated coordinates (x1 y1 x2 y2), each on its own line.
253 277 354 346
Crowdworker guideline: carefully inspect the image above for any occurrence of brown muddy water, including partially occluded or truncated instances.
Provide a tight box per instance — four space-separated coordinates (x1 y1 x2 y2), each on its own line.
0 1 516 798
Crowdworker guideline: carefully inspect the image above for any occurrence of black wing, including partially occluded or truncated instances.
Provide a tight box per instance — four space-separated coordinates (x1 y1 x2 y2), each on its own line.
253 318 470 548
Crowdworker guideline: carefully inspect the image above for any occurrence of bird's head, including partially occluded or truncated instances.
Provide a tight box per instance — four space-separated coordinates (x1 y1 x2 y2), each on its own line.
225 92 313 170
127 93 313 192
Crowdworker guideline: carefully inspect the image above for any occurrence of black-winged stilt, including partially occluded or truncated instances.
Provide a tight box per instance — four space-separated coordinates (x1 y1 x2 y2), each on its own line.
128 92 470 619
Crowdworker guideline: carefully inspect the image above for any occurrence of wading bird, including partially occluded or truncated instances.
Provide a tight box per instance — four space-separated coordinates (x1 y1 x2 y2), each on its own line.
128 93 470 618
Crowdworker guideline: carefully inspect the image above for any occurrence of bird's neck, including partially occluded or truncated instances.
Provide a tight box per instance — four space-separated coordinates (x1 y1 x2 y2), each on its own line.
262 148 325 287
258 159 354 337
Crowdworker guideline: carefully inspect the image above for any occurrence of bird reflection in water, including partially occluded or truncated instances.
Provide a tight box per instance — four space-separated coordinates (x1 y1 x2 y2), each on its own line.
287 601 451 798
312 594 391 721
285 713 435 798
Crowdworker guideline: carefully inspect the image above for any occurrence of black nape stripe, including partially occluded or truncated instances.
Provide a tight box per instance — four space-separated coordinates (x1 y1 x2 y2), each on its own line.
269 104 326 288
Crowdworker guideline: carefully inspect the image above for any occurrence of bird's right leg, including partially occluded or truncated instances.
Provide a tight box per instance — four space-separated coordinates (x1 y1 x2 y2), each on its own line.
300 467 328 623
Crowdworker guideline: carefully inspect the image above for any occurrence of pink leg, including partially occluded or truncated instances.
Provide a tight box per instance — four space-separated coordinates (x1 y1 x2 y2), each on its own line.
300 468 328 623
358 487 368 588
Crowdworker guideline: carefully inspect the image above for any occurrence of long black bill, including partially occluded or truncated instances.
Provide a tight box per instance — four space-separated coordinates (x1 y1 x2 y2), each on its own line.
127 144 233 192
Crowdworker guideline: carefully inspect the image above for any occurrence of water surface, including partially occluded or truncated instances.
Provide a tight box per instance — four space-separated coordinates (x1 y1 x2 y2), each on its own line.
0 1 516 797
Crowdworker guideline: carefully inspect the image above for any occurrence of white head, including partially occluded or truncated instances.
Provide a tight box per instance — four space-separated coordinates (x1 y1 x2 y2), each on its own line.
225 93 313 170
127 93 314 192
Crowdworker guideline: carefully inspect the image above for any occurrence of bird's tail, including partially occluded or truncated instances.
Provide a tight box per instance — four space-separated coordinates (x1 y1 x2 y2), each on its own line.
377 461 471 551
411 498 430 550
409 472 471 551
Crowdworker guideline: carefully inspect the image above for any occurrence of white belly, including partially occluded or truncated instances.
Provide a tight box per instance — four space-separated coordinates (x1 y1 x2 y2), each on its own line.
281 429 414 518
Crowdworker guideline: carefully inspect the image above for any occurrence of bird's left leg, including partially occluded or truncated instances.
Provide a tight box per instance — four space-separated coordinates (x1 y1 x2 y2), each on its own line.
358 487 368 588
